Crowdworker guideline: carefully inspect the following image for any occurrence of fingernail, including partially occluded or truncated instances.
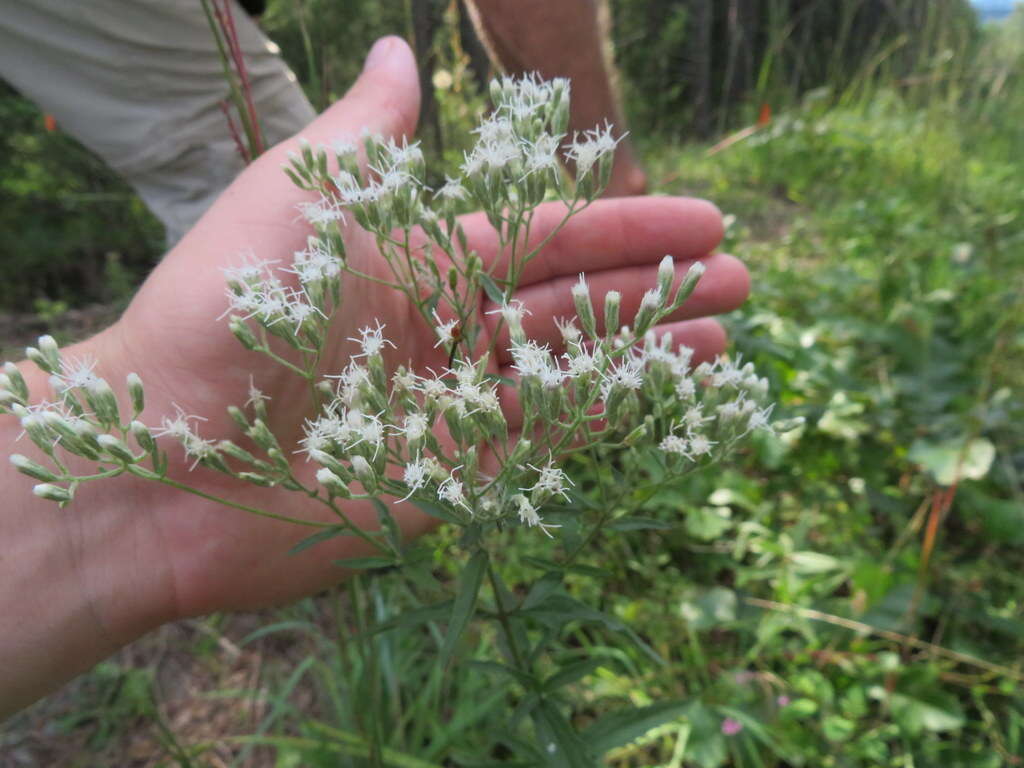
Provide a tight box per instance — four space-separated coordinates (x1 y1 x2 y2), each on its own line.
363 37 396 73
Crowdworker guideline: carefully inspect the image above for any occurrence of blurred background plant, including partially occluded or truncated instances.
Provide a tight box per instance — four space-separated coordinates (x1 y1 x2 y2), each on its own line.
2 1 1023 766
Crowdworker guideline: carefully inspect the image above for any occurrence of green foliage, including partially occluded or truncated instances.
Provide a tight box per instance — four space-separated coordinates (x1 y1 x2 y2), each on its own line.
0 82 161 311
10 2 1024 765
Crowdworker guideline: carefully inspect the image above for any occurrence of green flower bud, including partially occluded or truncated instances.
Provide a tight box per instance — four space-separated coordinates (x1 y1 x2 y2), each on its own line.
126 373 145 416
33 483 73 504
603 291 621 338
98 434 137 463
10 454 59 483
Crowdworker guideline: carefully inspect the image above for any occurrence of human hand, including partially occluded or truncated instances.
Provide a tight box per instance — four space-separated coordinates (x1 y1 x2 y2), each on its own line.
6 36 747 652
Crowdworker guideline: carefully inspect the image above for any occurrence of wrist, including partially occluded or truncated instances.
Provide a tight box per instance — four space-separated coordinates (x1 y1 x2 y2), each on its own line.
0 327 179 718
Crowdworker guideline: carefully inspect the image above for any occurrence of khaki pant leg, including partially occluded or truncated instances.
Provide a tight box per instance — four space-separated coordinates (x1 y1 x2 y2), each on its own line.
0 0 316 245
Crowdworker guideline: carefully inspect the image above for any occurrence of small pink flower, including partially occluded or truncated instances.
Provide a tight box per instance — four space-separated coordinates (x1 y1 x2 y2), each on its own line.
776 695 791 707
721 717 743 736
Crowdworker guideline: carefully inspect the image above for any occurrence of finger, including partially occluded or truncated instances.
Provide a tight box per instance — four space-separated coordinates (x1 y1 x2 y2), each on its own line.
496 317 728 432
265 36 421 164
487 253 749 363
461 196 724 287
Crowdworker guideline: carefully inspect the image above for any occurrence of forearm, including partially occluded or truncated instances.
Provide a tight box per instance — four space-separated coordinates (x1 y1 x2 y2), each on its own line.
0 334 175 719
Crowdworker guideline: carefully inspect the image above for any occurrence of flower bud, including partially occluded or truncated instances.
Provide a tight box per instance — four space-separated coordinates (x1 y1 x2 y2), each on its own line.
316 467 351 497
603 291 621 338
229 317 259 351
656 255 675 300
33 483 73 503
671 261 706 310
350 455 377 492
571 275 597 337
3 363 28 400
237 471 277 487
126 373 145 416
25 346 56 375
85 379 120 427
98 434 137 463
10 454 58 483
310 449 353 482
131 421 157 455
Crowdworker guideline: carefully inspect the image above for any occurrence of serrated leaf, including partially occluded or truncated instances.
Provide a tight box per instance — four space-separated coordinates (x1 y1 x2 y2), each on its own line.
287 525 353 556
440 549 489 666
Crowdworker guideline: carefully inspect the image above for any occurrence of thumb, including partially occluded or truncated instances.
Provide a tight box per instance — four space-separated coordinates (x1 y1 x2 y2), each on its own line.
271 36 421 160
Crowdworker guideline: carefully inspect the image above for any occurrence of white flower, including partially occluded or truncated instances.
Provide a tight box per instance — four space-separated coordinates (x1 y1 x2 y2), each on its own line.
398 457 432 502
435 176 468 201
486 300 531 327
245 375 270 409
689 434 716 456
675 377 696 400
512 493 560 537
554 317 582 345
525 462 574 500
153 404 206 442
566 124 620 176
432 309 458 348
438 473 470 511
601 359 644 397
402 412 430 442
747 404 775 432
52 355 100 393
349 321 394 359
659 434 690 456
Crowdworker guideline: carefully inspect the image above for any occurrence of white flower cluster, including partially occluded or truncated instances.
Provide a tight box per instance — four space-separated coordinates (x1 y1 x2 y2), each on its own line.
2 75 782 544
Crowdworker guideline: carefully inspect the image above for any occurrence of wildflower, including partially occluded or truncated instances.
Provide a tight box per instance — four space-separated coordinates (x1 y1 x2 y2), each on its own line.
349 321 394 359
689 434 716 457
432 309 458 348
52 355 101 393
438 472 470 511
398 457 432 501
659 434 689 456
524 462 574 501
721 717 743 736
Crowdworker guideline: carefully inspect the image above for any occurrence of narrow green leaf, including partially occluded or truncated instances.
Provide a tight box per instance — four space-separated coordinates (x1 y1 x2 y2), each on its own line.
583 699 692 755
467 660 536 687
333 556 397 570
366 599 453 637
532 699 596 768
371 497 403 551
543 658 606 692
287 525 353 556
440 549 489 666
479 272 507 305
411 497 463 524
606 516 676 532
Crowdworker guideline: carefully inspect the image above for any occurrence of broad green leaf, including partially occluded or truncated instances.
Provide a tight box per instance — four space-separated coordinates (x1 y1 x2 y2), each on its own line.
680 587 737 630
909 436 995 485
789 551 842 574
440 549 489 666
685 507 732 540
287 525 353 556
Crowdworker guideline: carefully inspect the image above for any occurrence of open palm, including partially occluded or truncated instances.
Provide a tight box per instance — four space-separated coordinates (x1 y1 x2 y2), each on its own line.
94 38 747 620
